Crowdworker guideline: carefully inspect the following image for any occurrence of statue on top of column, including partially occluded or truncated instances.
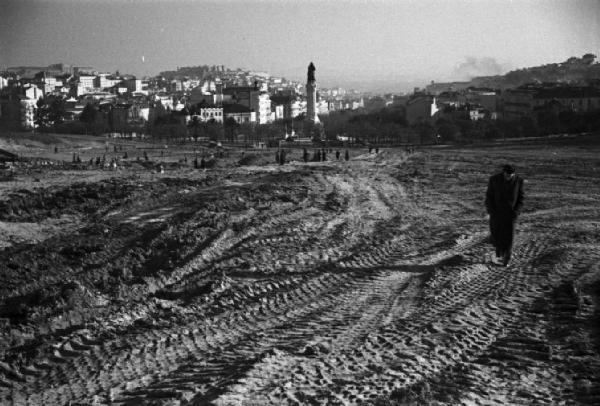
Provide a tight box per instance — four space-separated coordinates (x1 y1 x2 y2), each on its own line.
307 62 316 82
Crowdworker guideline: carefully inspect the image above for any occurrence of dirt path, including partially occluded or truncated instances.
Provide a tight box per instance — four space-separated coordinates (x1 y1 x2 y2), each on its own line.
1 146 599 405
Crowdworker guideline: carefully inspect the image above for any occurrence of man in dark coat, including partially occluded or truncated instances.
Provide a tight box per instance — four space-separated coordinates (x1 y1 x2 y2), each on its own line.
485 164 524 266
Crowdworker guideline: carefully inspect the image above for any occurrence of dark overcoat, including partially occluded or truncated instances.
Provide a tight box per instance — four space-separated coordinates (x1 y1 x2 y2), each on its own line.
485 173 524 251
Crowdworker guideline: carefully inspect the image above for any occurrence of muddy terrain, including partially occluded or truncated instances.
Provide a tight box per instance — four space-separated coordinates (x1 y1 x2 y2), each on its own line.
1 136 599 405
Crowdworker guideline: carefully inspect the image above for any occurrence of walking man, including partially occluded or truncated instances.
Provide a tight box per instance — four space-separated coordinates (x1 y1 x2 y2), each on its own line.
485 164 524 267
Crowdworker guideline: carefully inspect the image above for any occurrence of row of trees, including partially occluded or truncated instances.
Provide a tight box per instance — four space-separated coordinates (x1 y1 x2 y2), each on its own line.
320 104 600 146
31 95 600 145
34 97 110 135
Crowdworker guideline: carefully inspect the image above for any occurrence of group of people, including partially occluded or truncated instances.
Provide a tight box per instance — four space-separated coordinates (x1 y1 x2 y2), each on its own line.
275 148 351 165
193 157 207 169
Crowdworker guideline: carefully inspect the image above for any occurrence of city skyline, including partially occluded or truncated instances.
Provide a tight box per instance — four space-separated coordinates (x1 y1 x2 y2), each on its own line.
1 0 599 92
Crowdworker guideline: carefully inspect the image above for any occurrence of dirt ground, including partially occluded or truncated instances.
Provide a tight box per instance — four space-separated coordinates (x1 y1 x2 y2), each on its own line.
1 133 599 405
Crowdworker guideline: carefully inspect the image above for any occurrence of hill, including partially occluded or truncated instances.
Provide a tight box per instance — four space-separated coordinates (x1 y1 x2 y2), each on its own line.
158 64 227 80
430 54 600 92
475 53 600 88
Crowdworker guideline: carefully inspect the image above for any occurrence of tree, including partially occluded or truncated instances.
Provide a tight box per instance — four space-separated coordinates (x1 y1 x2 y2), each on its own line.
80 103 96 134
582 53 596 65
536 109 560 135
35 97 47 129
224 117 239 142
519 116 539 137
437 121 460 142
47 97 66 127
188 116 201 141
414 122 436 145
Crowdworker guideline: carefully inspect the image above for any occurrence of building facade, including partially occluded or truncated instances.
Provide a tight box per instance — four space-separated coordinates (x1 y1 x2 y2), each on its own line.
224 103 256 124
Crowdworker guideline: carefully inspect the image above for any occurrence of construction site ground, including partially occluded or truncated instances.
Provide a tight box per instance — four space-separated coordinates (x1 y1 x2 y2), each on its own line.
0 133 599 405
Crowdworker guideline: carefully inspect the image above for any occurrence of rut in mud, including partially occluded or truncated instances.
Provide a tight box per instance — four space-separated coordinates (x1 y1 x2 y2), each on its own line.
1 146 600 405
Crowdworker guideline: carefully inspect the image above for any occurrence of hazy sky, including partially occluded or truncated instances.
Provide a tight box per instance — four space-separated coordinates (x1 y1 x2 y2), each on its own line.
1 0 599 91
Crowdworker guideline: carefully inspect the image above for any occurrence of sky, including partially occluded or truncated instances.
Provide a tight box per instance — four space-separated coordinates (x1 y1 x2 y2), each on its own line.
1 0 599 92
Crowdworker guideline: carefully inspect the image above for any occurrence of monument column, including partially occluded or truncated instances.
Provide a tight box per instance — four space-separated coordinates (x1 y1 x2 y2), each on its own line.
306 62 319 123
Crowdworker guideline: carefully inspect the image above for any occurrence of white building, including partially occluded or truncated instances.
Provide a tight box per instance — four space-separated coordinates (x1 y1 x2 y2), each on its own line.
123 78 143 94
191 102 224 123
153 94 174 111
291 100 307 118
273 104 285 121
20 98 37 129
96 74 120 89
78 75 95 89
469 107 487 121
252 92 272 124
317 100 329 115
24 85 43 100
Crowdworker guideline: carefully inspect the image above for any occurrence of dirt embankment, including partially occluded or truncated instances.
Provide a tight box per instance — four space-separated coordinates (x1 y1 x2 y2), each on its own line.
0 144 599 405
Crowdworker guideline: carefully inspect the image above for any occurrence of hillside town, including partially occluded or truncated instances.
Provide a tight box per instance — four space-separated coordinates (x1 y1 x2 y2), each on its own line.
1 54 600 143
0 63 364 135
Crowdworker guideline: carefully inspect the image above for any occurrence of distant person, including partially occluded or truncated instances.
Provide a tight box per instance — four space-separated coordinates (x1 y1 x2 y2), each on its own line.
322 148 327 161
375 147 379 154
194 157 198 169
200 157 206 169
280 149 286 165
369 147 372 153
144 151 149 161
485 164 524 267
303 148 308 163
54 146 58 153
345 149 350 161
276 150 280 164
336 150 340 160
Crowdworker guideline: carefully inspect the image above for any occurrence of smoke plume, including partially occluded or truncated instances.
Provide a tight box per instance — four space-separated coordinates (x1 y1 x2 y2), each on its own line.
451 57 510 80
